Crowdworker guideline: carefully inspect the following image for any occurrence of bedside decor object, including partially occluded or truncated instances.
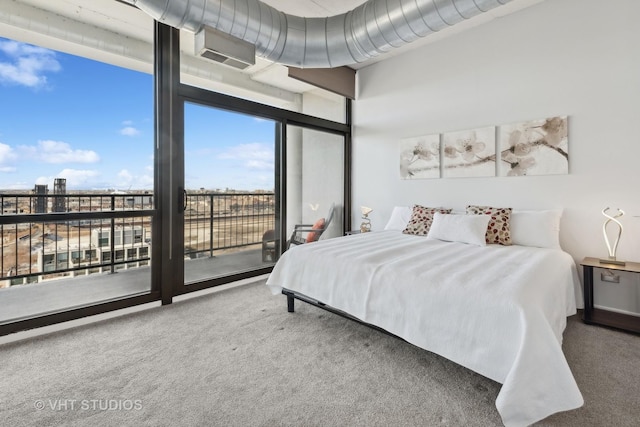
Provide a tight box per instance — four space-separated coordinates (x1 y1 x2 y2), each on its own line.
360 206 373 233
600 207 625 266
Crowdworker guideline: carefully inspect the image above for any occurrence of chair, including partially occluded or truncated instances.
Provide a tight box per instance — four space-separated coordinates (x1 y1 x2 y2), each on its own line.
261 229 277 262
287 203 335 249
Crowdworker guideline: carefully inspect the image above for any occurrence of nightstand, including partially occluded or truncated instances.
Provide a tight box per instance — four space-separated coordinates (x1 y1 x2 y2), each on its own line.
580 257 640 334
345 230 361 235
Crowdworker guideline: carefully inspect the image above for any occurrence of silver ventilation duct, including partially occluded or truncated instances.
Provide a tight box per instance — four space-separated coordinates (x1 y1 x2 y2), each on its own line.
125 0 514 68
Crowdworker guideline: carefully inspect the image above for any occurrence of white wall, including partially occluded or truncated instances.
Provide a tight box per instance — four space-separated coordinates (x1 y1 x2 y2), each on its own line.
352 0 640 314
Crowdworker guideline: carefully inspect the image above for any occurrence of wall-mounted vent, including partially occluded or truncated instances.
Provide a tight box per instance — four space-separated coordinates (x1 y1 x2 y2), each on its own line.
195 26 255 70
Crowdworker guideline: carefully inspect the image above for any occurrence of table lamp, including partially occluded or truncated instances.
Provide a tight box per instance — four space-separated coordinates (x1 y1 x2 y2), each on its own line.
360 206 373 233
599 207 625 266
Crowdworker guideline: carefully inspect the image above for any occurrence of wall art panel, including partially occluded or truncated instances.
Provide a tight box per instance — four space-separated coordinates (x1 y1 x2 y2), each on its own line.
442 126 496 178
399 134 441 179
498 116 569 176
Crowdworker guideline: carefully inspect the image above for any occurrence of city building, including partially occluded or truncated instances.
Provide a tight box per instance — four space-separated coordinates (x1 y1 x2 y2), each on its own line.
32 185 48 214
52 178 67 213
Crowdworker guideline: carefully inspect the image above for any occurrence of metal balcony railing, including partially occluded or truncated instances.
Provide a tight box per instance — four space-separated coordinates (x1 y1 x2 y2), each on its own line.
183 192 275 258
0 191 274 287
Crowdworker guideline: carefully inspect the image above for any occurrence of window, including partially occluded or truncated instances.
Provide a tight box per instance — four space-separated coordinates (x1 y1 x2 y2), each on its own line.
43 254 55 272
56 253 68 270
85 250 97 261
98 232 109 248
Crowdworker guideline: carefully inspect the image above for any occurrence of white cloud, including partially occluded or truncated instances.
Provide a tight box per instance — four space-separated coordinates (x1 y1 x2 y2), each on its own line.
120 126 140 136
3 181 31 190
118 169 133 181
115 168 153 189
0 142 17 172
34 176 49 186
20 140 100 164
0 142 14 160
0 40 61 88
218 143 274 170
139 176 154 189
119 120 141 137
36 169 100 189
245 160 273 170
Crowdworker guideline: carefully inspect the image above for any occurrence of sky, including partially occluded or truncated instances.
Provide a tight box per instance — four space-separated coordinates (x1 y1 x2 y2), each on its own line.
0 37 275 192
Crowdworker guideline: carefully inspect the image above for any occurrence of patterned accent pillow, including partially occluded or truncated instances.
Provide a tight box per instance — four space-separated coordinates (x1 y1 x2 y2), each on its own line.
402 205 453 236
466 205 513 245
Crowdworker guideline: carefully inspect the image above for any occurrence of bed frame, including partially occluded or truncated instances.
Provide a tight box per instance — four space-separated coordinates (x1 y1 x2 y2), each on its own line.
282 288 401 340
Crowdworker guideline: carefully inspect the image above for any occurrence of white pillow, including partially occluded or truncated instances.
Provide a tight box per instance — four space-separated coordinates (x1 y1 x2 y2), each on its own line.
384 206 413 231
426 213 491 246
510 210 562 249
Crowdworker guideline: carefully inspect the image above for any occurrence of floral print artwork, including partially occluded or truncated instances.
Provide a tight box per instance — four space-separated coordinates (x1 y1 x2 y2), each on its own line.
499 116 568 176
400 134 440 179
442 126 496 178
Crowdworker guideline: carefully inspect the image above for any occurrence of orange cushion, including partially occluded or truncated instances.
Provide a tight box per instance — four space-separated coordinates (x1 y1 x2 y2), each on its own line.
306 218 326 243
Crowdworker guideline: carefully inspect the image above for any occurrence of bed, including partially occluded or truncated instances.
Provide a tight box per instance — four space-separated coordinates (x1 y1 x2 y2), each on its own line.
266 208 584 427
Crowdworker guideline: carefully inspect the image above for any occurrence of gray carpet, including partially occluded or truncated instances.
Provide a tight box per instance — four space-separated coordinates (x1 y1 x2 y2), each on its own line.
0 280 638 427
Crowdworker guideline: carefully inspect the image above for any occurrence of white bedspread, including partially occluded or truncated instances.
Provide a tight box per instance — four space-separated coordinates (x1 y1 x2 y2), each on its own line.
266 231 584 426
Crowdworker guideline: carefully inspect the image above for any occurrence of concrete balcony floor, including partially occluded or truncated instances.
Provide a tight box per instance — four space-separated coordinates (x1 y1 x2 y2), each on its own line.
0 248 274 325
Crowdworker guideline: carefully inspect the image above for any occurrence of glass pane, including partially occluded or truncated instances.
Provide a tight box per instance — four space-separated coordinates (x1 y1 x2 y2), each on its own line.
286 126 344 247
0 36 153 324
184 104 278 285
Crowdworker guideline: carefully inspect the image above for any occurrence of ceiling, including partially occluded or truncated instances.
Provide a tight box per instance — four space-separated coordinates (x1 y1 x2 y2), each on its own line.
0 0 543 104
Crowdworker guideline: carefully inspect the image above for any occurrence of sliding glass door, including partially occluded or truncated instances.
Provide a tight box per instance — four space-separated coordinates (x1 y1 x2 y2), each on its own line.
285 125 345 244
182 103 279 287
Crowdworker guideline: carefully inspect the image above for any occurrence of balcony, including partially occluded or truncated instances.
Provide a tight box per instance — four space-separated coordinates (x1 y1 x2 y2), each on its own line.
0 191 277 325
